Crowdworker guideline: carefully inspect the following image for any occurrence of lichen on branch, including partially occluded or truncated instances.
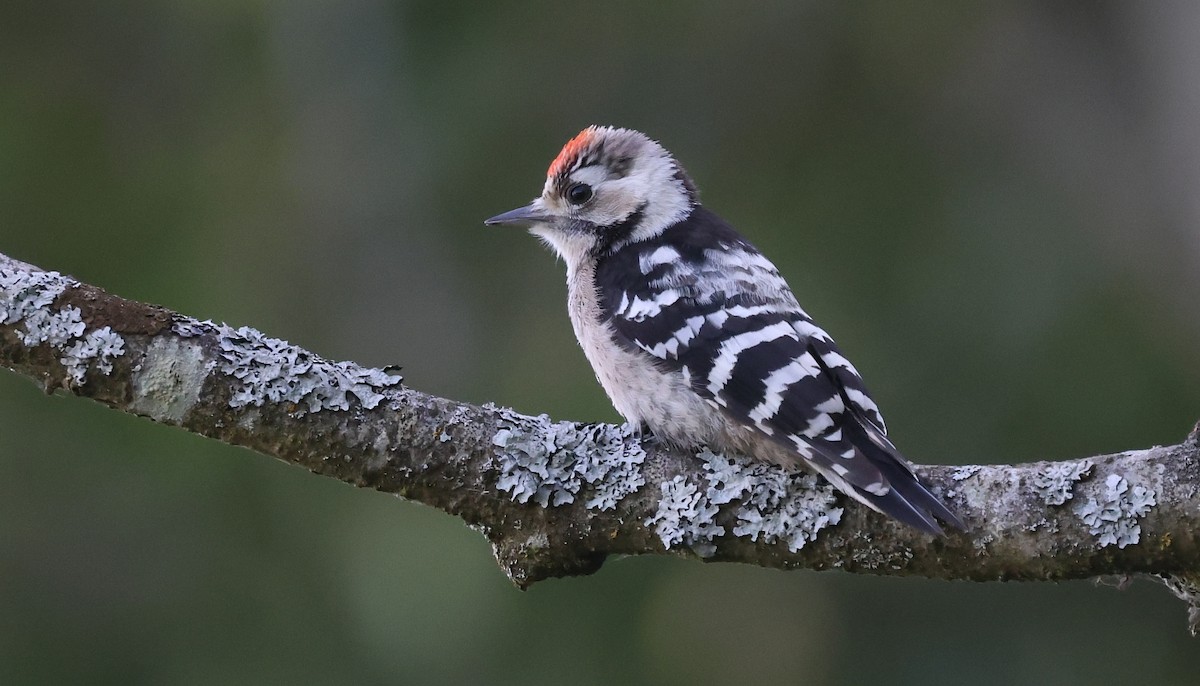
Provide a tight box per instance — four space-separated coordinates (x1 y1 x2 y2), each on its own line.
1 250 1199 633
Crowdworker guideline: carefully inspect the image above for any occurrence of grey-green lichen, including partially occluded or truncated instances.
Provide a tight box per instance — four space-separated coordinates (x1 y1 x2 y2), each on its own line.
491 413 842 556
128 336 212 423
644 450 842 557
1 269 125 386
1033 460 1093 506
172 318 403 414
18 305 84 346
646 475 724 556
0 268 69 325
60 326 125 385
492 413 645 510
1073 473 1156 548
702 450 842 553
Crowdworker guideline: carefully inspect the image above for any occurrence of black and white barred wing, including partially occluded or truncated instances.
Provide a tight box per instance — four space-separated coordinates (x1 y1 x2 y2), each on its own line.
605 219 961 532
610 271 891 486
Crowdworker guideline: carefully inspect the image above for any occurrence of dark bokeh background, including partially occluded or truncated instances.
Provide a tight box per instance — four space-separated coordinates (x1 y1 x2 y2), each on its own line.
3 2 1200 683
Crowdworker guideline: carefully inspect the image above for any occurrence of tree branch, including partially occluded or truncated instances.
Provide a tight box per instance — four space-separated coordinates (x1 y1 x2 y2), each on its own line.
2 251 1198 632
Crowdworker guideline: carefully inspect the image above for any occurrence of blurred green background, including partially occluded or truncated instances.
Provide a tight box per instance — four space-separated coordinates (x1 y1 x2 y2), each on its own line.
3 1 1200 683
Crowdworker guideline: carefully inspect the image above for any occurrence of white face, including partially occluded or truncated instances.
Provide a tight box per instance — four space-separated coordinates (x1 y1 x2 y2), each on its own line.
541 164 638 228
525 129 696 263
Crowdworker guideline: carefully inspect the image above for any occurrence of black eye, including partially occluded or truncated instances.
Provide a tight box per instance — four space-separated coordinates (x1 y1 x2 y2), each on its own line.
566 183 593 206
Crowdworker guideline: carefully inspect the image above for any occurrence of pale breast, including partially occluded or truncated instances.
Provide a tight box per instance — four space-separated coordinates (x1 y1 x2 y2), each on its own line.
566 260 728 447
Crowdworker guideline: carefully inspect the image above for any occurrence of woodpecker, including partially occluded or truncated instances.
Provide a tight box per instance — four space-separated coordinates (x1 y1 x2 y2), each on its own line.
486 125 963 534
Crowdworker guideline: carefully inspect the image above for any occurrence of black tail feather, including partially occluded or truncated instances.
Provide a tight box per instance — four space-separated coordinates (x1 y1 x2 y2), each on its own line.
857 464 966 535
844 421 966 535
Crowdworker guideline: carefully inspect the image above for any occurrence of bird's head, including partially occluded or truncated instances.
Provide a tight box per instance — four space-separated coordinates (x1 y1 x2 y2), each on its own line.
485 126 697 261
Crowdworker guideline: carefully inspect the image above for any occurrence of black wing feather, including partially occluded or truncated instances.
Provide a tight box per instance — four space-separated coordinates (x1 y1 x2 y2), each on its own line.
596 207 962 533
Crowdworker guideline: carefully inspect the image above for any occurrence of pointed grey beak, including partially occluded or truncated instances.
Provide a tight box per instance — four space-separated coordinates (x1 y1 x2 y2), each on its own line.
484 203 550 226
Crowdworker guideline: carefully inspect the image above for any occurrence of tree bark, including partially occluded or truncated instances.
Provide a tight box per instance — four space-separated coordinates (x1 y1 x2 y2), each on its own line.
2 251 1197 633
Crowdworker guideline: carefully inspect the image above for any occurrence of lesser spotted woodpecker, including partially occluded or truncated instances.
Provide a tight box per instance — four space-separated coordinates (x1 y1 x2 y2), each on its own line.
486 125 963 534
